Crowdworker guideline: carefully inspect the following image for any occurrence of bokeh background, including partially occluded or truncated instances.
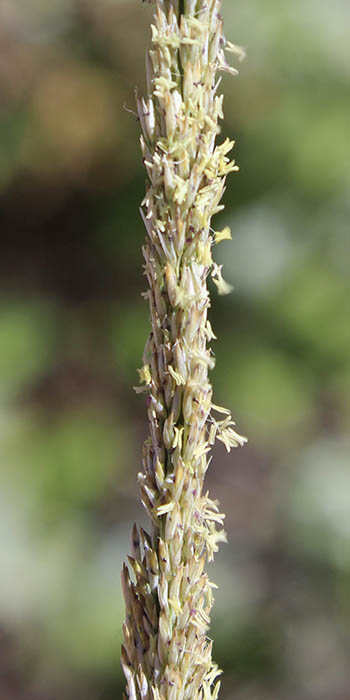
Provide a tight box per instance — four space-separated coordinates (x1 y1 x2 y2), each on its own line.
0 1 349 699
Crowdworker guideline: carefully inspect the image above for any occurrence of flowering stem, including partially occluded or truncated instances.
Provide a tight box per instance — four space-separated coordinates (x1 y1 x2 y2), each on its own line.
121 2 246 699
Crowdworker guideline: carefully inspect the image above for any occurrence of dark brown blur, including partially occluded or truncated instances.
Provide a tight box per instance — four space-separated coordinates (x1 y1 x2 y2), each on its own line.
0 1 349 699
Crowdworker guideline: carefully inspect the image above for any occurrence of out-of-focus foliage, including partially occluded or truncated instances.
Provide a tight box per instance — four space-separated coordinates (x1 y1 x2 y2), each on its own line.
0 1 348 699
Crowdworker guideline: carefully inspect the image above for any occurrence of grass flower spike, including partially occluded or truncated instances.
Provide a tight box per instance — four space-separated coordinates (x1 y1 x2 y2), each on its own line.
121 2 247 699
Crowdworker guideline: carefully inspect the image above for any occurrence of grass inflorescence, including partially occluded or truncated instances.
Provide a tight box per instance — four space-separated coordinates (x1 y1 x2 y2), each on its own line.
121 2 247 698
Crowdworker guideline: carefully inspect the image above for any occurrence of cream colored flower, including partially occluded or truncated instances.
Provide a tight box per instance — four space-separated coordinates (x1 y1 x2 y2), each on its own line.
122 3 247 699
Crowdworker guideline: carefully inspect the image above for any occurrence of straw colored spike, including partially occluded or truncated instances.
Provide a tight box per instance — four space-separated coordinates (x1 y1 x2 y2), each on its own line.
122 2 247 698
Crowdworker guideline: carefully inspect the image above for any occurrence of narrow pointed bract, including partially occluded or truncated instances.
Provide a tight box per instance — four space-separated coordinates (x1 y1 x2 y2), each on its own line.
122 2 247 698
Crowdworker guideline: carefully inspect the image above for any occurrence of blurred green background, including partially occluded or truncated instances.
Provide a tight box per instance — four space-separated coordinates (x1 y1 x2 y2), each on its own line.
0 1 349 699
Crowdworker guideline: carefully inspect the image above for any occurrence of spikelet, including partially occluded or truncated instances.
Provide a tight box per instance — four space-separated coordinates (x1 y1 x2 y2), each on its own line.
122 2 247 698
